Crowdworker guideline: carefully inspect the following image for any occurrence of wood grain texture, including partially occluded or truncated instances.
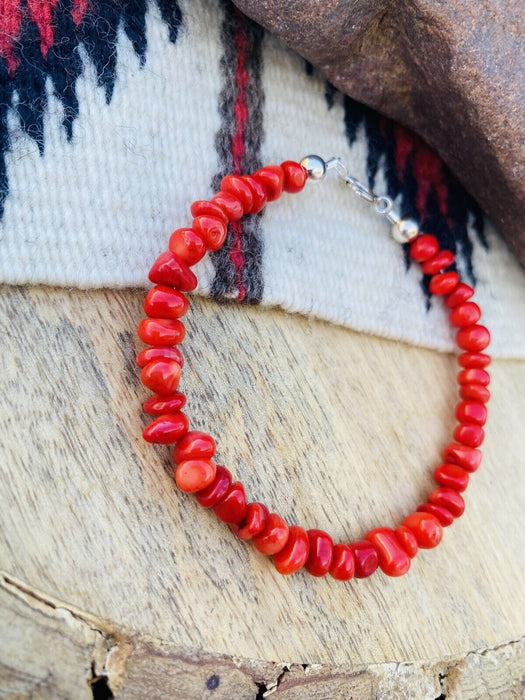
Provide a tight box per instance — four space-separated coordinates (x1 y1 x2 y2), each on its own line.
0 285 524 697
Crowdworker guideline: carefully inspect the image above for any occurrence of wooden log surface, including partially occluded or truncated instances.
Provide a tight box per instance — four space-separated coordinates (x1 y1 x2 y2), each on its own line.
0 284 524 698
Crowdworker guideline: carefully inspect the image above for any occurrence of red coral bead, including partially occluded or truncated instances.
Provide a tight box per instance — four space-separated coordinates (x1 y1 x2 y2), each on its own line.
365 528 411 577
169 228 206 265
450 302 481 327
253 513 289 555
456 325 490 352
305 529 334 577
213 481 247 523
274 526 310 575
176 458 217 493
453 423 484 447
458 352 491 369
242 175 267 213
195 465 232 507
252 165 285 201
394 526 418 558
140 359 181 395
417 503 454 527
192 215 228 251
429 271 459 295
144 285 188 319
409 234 439 262
138 318 185 346
143 412 189 444
429 487 465 518
402 512 443 548
136 345 184 369
421 250 454 275
148 251 198 291
445 282 474 308
443 443 482 472
455 400 487 426
459 383 490 403
174 431 216 463
434 463 470 492
458 368 490 386
329 544 355 580
281 160 308 193
211 191 244 221
220 174 254 213
348 540 379 578
231 502 269 540
190 200 228 225
143 392 186 415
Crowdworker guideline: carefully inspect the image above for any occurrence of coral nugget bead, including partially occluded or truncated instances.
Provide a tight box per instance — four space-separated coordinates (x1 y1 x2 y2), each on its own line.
428 487 465 518
231 502 269 540
213 481 247 523
429 271 459 296
192 215 227 251
136 346 183 369
169 228 206 265
144 285 188 319
434 463 470 492
190 200 229 225
138 318 185 346
455 401 487 426
242 175 267 213
143 392 186 415
176 459 217 493
365 528 411 577
305 529 334 577
421 250 454 275
458 352 491 369
252 165 285 201
141 359 181 395
443 443 482 472
329 544 355 581
459 384 490 403
220 174 254 213
453 423 484 447
417 503 454 527
394 526 418 558
143 412 189 444
450 302 481 327
281 160 308 193
458 368 490 386
349 540 379 578
148 251 198 291
445 282 474 308
403 512 443 548
409 234 439 262
253 513 289 555
211 191 244 221
456 325 490 352
174 431 216 463
196 465 232 507
274 526 310 575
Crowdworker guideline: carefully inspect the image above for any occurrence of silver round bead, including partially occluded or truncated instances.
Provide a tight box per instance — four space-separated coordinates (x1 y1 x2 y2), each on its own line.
300 155 326 181
391 217 419 244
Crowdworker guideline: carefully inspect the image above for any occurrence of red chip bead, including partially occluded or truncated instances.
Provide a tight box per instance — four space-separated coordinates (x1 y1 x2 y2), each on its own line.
174 430 216 463
253 513 289 555
456 325 490 352
242 176 267 214
417 503 454 527
213 481 247 523
274 526 310 575
136 345 183 369
141 359 181 395
450 302 481 327
220 174 254 213
458 352 491 369
190 200 228 225
195 465 232 507
365 528 411 577
455 400 487 426
169 228 206 265
428 487 465 518
409 234 439 262
305 529 334 577
176 458 217 493
143 392 186 415
148 251 198 291
421 250 454 275
143 412 189 444
443 443 482 472
329 544 355 581
192 215 228 251
434 463 470 492
252 165 285 201
403 512 443 548
453 423 484 447
445 282 474 308
459 383 490 404
429 271 459 296
458 368 490 386
394 526 418 558
211 191 244 221
138 318 185 346
231 502 269 540
281 160 307 193
144 285 188 319
348 540 379 578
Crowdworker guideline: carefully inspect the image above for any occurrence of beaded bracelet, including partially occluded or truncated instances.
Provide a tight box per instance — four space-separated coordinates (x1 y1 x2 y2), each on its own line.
136 155 490 581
